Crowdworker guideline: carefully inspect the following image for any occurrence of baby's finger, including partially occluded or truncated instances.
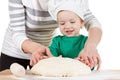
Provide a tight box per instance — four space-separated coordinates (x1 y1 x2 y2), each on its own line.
41 56 48 59
79 56 84 61
80 56 90 65
84 57 90 65
46 48 52 57
86 63 90 67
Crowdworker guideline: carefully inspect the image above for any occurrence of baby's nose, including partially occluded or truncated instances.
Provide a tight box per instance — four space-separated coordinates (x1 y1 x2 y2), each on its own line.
65 23 72 28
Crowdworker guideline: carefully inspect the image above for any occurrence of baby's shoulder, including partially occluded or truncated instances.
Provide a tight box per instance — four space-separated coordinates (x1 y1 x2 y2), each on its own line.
52 35 64 41
53 35 64 39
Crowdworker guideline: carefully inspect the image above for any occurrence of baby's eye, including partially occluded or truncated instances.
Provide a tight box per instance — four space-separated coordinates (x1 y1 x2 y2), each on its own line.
60 23 65 25
70 21 75 23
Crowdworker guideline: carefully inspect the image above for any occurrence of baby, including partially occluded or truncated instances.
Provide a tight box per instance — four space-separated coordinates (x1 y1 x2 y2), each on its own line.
48 0 90 68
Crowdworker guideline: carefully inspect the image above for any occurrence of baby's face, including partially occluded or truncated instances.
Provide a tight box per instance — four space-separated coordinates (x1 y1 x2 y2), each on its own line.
57 10 83 37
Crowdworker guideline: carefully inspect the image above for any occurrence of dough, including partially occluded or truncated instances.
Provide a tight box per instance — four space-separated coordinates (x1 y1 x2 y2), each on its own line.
31 57 91 77
10 63 26 77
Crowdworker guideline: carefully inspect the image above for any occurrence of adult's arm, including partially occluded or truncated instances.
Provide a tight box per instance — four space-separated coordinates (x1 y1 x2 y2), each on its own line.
9 0 28 52
79 0 102 70
9 0 52 64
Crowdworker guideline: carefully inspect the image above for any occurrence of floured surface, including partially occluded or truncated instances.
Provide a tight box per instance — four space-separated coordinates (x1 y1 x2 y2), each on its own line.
1 70 120 80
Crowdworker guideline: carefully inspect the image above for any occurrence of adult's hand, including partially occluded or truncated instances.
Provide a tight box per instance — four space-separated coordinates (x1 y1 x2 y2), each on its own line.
30 46 52 66
77 45 101 70
22 40 52 66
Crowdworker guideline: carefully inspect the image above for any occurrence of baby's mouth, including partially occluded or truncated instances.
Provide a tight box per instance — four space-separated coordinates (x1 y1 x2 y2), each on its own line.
66 30 74 34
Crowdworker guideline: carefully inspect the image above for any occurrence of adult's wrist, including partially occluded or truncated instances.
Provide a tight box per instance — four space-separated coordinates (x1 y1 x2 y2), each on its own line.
22 39 38 54
84 42 97 50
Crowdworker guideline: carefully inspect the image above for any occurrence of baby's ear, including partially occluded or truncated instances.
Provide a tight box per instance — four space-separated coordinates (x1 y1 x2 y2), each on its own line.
80 21 84 29
81 21 84 26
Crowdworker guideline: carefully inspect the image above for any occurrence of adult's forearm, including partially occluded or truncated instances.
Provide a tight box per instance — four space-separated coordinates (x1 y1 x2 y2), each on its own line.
21 39 35 54
85 27 102 48
22 39 43 54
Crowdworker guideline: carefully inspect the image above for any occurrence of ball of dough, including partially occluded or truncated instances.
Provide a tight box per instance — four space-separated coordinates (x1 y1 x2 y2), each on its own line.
31 57 91 77
10 63 26 77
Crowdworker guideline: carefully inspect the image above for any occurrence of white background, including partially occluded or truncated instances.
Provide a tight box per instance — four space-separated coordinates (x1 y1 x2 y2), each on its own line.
0 0 120 70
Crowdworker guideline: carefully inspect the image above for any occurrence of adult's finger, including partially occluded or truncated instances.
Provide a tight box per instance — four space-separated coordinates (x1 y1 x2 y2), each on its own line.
83 56 90 65
92 56 97 68
97 57 101 70
30 56 37 66
88 57 95 69
88 56 94 65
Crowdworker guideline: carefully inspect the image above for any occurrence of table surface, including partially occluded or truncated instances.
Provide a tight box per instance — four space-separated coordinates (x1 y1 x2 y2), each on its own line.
0 69 120 80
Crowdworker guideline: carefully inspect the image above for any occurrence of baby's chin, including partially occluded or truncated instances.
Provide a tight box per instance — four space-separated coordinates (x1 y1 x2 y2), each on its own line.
64 34 78 37
63 32 79 37
67 35 75 37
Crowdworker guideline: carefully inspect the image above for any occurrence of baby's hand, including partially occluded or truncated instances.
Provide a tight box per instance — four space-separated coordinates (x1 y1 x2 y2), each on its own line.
75 57 90 68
